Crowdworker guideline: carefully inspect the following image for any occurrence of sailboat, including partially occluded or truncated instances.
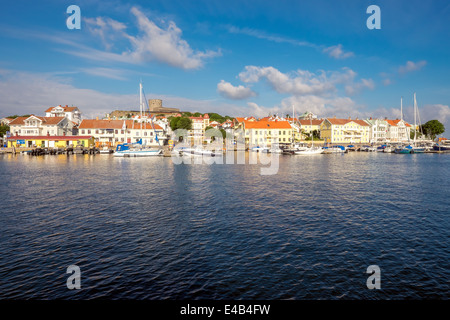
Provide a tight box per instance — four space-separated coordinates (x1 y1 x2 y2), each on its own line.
114 82 163 157
294 118 323 155
394 93 425 154
411 93 425 153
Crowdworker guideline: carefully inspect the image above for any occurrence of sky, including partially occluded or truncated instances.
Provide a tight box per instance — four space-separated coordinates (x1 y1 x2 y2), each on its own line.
0 0 449 134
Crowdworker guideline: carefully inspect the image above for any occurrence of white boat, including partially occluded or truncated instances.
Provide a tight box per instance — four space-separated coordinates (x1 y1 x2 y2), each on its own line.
114 82 163 157
251 146 269 152
114 147 162 157
174 147 222 157
194 147 223 157
99 146 113 154
361 145 377 152
294 118 323 155
294 147 324 155
383 146 393 153
323 146 346 153
269 148 283 153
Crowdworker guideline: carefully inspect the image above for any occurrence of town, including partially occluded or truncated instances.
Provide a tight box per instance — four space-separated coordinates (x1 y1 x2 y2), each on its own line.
0 98 447 155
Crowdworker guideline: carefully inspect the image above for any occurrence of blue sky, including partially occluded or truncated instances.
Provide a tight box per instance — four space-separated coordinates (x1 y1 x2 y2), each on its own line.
1 0 449 133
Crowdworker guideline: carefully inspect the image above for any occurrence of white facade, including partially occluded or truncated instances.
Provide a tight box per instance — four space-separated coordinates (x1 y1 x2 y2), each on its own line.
9 116 74 137
45 105 82 124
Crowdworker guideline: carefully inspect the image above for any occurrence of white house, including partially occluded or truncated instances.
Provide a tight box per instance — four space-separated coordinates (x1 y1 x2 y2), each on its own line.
78 119 166 147
45 105 82 124
9 115 75 137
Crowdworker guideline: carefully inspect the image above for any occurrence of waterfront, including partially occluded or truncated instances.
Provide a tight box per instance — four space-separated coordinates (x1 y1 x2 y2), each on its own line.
0 153 449 299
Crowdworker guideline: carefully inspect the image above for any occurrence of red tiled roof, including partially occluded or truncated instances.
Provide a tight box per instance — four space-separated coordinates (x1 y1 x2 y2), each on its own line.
298 119 324 126
244 120 292 129
326 118 369 126
45 106 78 113
390 119 412 127
9 116 66 125
79 119 162 130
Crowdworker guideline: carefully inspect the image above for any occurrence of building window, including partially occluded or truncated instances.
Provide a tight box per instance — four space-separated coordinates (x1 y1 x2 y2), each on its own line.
88 130 91 134
115 130 118 134
95 130 99 134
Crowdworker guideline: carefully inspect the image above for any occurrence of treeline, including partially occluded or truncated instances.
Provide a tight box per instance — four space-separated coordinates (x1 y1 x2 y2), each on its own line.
168 112 234 131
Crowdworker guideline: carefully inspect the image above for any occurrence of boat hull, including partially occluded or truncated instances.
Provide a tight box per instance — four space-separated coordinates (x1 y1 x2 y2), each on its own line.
114 150 162 157
294 148 324 155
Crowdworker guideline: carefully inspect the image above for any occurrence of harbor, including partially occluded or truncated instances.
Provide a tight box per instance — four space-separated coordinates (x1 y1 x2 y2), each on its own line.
0 150 448 300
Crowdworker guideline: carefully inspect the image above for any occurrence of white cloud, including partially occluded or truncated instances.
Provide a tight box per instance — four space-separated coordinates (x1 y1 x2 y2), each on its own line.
323 44 354 59
0 70 244 119
84 16 128 50
79 67 128 81
123 7 221 69
345 78 375 96
228 26 355 60
398 60 427 74
238 66 335 96
227 26 319 49
217 80 257 100
70 7 221 70
421 104 450 126
238 66 373 98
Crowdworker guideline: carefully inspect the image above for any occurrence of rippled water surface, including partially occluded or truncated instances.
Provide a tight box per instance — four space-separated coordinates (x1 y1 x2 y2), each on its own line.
0 152 448 299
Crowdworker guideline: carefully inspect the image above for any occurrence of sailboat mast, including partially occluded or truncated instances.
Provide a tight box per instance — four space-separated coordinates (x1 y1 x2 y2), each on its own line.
414 93 417 145
400 97 403 121
139 82 143 142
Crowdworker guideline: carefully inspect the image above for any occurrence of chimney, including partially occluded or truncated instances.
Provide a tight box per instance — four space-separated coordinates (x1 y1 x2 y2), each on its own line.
96 117 99 120
348 116 351 120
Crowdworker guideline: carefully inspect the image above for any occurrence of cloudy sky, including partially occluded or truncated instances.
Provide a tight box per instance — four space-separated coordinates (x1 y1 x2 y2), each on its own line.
0 0 449 134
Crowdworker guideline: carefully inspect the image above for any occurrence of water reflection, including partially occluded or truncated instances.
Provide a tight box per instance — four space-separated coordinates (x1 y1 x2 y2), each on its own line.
0 152 449 299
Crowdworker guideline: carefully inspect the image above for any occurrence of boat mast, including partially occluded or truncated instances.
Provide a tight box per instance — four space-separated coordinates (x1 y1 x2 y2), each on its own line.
292 105 295 146
139 81 143 144
414 92 417 146
400 97 403 121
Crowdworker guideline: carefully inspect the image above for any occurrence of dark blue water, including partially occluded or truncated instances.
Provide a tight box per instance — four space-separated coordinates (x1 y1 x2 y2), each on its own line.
0 152 448 299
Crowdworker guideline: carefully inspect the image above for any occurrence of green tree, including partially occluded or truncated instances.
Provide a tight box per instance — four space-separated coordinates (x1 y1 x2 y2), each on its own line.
0 124 10 136
420 120 445 140
205 126 225 142
7 114 30 119
176 117 192 130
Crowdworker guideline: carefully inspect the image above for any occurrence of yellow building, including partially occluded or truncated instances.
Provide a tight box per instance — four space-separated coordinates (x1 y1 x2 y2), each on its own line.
7 135 95 148
298 119 324 140
243 120 292 147
320 118 370 144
